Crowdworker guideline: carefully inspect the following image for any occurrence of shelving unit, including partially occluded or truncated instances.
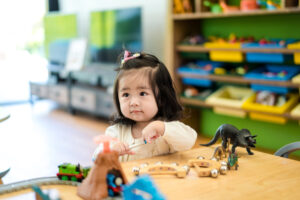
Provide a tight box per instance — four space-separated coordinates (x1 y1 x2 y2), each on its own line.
30 65 117 118
170 0 300 154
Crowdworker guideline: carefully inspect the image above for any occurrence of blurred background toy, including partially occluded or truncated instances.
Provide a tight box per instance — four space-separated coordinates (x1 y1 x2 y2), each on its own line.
220 0 240 12
240 0 258 11
204 0 223 13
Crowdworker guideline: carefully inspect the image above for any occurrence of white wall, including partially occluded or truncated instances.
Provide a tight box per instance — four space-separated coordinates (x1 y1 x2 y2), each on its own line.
59 0 168 62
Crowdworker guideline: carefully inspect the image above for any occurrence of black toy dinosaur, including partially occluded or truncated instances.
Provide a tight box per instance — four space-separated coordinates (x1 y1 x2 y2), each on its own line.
201 124 257 155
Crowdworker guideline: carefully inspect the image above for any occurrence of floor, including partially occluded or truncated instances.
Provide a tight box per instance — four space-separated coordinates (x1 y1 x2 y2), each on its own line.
0 100 109 184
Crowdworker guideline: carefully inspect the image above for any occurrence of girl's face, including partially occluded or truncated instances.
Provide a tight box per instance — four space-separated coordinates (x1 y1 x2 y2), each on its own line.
118 68 158 123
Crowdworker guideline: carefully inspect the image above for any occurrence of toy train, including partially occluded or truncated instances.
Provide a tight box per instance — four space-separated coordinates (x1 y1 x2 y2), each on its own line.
57 163 91 182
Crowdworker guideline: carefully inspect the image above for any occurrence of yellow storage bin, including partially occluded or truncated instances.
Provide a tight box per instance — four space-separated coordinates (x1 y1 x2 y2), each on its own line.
242 93 299 124
206 86 254 118
292 73 300 95
204 42 243 62
287 42 300 64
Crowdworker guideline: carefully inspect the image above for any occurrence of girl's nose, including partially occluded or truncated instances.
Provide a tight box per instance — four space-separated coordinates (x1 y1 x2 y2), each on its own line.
130 96 140 106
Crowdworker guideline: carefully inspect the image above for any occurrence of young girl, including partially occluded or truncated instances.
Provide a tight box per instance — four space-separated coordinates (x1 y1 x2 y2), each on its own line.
95 51 197 162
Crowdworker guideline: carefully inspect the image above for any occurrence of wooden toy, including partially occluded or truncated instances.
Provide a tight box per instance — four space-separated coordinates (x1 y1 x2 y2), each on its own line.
132 162 189 178
201 124 257 155
187 158 227 178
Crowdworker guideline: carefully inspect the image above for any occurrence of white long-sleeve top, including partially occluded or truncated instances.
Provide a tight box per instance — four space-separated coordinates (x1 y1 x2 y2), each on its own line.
104 121 197 162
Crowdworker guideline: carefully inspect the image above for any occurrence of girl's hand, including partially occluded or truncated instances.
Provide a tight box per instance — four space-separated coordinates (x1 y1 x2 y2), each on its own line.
142 121 165 144
112 141 135 155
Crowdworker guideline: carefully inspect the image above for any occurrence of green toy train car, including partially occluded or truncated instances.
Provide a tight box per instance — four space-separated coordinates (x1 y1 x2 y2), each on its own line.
57 163 91 182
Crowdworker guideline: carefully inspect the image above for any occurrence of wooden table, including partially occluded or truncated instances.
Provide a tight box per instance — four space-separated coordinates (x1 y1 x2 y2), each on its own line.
1 146 300 200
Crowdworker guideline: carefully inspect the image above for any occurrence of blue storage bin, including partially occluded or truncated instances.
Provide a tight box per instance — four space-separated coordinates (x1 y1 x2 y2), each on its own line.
177 61 223 87
242 42 292 63
244 65 300 94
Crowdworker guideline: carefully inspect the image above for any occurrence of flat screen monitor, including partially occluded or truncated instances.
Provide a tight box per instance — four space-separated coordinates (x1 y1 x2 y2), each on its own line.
90 7 142 64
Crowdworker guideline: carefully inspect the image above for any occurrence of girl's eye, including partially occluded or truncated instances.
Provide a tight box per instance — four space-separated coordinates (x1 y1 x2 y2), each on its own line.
122 93 129 97
140 92 147 96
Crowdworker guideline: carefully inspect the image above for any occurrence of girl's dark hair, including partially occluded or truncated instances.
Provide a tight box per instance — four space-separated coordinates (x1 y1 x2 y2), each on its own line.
111 51 183 125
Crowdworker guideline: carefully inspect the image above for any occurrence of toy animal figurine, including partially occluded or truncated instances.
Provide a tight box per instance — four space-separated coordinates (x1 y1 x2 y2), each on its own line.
201 124 257 155
227 151 239 170
211 146 227 161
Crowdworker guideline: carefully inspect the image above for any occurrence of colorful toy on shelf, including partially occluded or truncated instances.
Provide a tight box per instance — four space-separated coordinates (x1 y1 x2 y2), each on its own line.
200 124 257 155
56 163 90 182
255 91 277 106
182 34 205 45
173 0 192 14
220 0 240 12
240 0 258 11
184 87 199 97
123 175 166 200
257 0 281 10
203 0 223 13
132 162 189 178
187 157 227 178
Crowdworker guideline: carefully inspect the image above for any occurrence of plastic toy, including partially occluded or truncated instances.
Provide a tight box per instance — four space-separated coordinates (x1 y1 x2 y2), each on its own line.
220 0 239 12
201 124 257 155
56 163 90 182
187 157 227 178
0 167 10 184
227 151 239 170
240 0 258 11
32 185 61 200
123 175 166 200
211 146 227 161
132 162 189 178
257 0 280 10
203 1 223 13
106 169 124 197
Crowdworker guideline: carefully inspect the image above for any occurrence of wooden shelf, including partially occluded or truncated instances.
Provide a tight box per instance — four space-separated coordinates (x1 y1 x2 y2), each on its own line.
176 45 300 54
178 73 300 88
180 97 300 121
173 7 300 20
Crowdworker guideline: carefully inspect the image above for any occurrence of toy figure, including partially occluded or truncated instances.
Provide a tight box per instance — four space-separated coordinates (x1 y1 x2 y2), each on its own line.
211 146 227 161
123 175 166 200
106 169 124 197
227 151 239 170
201 124 257 155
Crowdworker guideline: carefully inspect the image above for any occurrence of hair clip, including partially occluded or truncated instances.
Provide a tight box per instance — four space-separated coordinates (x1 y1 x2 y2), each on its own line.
121 50 141 65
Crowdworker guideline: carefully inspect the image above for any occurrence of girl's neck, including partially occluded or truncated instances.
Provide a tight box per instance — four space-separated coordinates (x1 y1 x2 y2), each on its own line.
131 121 150 139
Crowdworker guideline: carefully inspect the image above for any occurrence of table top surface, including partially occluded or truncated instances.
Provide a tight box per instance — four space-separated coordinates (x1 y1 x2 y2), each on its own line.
1 146 300 200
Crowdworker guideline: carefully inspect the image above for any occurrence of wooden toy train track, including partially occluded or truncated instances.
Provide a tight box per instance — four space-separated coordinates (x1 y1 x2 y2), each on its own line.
0 176 79 195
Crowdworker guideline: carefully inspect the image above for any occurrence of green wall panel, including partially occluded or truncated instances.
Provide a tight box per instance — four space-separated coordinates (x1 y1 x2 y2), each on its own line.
201 14 300 40
44 14 77 57
200 108 300 157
